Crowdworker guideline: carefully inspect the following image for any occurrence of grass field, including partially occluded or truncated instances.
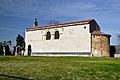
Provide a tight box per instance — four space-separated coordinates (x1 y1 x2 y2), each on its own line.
0 56 120 80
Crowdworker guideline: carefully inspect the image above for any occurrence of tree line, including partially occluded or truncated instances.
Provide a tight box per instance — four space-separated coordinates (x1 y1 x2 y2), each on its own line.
0 34 25 56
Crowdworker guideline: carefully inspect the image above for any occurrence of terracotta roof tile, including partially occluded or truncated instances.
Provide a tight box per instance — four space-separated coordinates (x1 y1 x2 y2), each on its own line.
27 19 95 30
92 31 111 37
45 19 95 27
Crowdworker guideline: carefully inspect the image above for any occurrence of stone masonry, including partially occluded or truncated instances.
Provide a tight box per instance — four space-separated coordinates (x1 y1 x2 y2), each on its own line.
91 31 111 57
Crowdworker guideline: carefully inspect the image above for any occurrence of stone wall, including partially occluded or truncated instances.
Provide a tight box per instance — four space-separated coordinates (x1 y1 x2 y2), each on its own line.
91 31 111 57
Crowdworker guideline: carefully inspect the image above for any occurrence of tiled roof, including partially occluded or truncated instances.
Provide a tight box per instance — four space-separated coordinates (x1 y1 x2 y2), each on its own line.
26 19 95 31
92 31 111 37
47 19 95 26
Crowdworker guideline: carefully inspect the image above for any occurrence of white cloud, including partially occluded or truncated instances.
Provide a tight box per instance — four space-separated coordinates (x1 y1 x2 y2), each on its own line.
0 0 120 21
0 0 98 19
0 0 48 17
53 2 96 16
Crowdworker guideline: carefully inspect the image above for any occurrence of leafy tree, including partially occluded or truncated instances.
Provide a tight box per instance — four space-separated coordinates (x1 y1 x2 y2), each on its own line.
4 41 11 55
16 34 24 47
0 41 11 55
0 43 4 55
16 34 25 55
5 45 10 55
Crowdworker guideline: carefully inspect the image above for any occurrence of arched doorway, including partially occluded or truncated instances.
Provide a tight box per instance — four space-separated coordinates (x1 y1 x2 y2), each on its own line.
28 44 31 56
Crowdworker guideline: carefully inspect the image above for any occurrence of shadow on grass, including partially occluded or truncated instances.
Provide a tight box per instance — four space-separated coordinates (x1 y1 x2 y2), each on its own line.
117 76 120 80
0 74 33 80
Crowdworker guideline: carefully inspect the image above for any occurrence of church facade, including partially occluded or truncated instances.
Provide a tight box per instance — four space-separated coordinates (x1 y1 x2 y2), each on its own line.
25 19 111 57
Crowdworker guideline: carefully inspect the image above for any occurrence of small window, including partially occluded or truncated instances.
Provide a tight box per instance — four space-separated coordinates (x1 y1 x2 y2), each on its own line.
54 31 60 39
84 26 86 29
46 31 51 40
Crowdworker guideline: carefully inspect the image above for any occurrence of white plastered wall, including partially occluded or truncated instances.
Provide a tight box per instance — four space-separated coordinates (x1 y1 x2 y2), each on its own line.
25 24 91 56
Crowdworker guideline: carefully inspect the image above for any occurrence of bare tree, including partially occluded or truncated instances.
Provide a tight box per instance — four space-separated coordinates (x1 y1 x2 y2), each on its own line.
117 34 120 45
48 19 59 25
116 34 120 54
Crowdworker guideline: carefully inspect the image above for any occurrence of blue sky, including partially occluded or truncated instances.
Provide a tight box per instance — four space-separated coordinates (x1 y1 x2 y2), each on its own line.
0 0 120 45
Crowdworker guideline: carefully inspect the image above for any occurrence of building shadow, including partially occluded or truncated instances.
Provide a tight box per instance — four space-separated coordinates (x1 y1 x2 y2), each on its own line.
0 74 33 80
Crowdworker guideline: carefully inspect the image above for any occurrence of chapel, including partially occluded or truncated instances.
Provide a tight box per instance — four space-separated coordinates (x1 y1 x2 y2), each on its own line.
25 19 111 57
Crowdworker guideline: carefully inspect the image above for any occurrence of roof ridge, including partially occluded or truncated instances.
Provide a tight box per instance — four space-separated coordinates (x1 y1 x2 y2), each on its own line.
42 19 95 27
28 19 95 29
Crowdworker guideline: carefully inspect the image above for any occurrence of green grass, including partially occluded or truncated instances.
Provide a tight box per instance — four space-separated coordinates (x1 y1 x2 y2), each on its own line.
0 56 120 80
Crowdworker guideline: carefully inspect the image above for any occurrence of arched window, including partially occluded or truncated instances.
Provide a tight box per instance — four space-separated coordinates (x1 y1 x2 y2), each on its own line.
54 31 60 39
46 31 51 40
